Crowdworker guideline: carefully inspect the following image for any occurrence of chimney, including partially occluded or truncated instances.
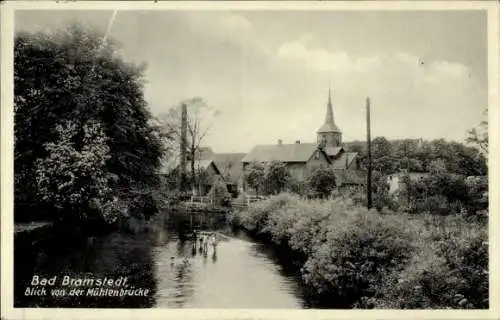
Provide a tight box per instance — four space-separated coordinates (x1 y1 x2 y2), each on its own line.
295 140 300 144
278 139 282 145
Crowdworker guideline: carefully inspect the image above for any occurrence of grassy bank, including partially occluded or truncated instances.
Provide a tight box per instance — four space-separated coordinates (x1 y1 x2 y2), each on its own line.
228 193 488 309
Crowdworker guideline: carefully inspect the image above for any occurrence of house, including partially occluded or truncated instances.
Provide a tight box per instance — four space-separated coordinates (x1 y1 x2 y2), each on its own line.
186 159 223 196
212 153 246 197
241 141 332 183
387 170 430 195
162 157 223 196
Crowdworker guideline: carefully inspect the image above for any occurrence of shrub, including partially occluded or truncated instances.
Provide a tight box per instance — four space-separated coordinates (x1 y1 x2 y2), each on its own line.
231 197 488 309
207 178 231 207
305 167 337 199
302 211 417 307
235 193 297 232
413 195 451 215
373 215 488 309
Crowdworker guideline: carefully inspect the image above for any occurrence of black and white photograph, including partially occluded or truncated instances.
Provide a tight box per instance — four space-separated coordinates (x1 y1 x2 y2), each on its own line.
1 1 498 319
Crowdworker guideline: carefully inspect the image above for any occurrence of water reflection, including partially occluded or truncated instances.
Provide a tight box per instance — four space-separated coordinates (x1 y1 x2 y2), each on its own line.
212 250 217 264
15 225 306 309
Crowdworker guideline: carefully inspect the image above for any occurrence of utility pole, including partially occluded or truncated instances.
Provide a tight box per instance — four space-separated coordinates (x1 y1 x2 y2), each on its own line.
179 103 188 193
366 97 373 209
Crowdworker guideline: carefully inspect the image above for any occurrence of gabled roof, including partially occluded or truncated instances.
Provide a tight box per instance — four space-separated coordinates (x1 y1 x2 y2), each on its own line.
183 159 221 175
332 152 358 169
212 153 246 184
241 143 327 163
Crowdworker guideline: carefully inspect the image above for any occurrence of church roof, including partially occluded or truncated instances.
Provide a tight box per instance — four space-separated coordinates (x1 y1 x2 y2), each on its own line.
324 146 344 157
317 122 341 133
241 143 328 163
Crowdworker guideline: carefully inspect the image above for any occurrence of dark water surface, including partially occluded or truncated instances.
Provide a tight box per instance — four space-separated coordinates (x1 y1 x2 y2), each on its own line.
15 226 307 308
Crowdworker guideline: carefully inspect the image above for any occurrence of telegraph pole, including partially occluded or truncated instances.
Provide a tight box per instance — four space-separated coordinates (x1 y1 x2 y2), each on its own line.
366 97 373 209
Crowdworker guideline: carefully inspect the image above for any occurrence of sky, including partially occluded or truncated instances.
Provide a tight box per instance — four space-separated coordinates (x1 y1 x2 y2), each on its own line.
15 9 488 153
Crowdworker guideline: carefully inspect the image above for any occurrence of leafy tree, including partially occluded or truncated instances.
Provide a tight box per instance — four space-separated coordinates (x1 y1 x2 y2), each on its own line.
35 120 114 224
428 158 447 174
372 137 393 159
243 162 266 195
467 109 488 154
400 157 424 172
14 24 163 222
305 166 337 198
263 161 291 195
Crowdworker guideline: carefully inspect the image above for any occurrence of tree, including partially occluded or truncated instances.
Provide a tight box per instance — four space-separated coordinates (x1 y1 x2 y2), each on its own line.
305 166 337 198
467 109 488 154
368 137 400 175
263 161 291 195
428 158 447 174
372 137 393 159
156 98 219 191
243 162 266 195
35 120 114 224
14 24 163 222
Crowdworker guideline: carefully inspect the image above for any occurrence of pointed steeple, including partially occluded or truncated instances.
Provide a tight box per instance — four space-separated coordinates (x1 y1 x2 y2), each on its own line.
317 85 341 133
325 85 334 125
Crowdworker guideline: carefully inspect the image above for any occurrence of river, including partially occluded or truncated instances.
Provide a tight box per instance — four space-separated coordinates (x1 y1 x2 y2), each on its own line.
14 225 309 309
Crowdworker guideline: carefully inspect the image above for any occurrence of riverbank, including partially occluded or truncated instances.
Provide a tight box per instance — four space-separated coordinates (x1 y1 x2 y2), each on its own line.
228 193 488 309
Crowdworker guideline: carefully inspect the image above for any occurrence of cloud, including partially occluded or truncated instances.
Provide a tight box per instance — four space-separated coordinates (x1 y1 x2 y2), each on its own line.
274 36 485 143
183 12 253 44
278 40 351 72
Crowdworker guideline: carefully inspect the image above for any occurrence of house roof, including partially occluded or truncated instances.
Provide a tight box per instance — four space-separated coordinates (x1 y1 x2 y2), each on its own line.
212 153 246 184
241 143 326 163
182 159 222 175
332 152 358 169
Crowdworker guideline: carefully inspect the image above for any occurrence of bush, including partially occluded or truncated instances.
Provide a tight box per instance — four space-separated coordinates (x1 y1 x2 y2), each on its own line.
413 195 451 215
373 215 488 309
302 211 417 307
231 197 488 309
305 167 337 199
207 178 231 207
237 192 298 232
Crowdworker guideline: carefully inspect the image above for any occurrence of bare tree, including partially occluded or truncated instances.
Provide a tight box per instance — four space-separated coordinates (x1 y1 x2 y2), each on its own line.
155 97 220 192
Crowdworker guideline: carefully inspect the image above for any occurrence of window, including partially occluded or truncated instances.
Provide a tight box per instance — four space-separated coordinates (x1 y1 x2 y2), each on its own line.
314 151 320 160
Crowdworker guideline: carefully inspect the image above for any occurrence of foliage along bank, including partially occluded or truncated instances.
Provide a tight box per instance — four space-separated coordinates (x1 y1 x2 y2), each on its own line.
228 193 488 309
14 24 164 233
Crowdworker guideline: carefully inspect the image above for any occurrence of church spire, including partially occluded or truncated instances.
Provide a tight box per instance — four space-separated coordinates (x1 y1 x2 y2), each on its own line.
325 85 334 126
317 84 340 133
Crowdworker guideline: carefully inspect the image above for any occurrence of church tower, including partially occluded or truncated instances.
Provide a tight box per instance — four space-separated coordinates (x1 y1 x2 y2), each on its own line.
317 86 342 148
